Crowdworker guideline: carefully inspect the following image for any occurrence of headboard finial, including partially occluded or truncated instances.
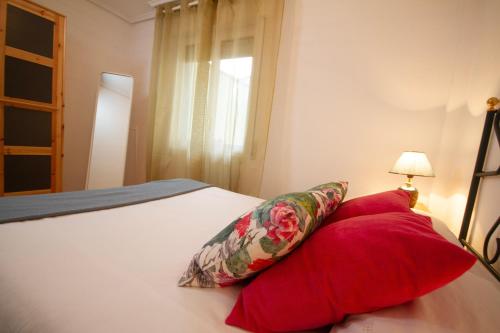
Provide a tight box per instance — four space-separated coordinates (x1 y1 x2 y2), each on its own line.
487 97 499 111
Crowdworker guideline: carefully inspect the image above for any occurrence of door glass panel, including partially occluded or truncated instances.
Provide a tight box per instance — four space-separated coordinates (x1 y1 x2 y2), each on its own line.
4 106 52 147
4 155 51 192
4 56 53 103
6 4 54 58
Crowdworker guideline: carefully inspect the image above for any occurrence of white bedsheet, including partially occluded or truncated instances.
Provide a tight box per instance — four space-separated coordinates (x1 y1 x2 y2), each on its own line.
0 187 264 333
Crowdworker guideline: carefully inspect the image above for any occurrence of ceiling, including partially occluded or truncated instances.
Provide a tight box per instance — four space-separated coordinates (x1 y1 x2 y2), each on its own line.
87 0 157 24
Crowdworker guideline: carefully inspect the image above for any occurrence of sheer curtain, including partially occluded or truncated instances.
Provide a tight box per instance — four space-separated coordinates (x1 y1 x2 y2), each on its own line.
147 0 284 196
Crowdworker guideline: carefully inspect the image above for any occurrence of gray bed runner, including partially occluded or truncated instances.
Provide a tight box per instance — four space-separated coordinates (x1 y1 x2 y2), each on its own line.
0 179 211 224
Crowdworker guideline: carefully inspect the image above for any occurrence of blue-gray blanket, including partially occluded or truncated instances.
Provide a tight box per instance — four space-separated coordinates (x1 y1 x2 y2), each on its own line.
0 179 210 224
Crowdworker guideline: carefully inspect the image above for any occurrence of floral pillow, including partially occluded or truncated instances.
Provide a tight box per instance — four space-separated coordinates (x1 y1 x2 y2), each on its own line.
178 181 348 288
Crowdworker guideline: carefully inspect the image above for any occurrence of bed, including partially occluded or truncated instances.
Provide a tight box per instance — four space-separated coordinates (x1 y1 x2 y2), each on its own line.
0 99 498 333
0 182 498 333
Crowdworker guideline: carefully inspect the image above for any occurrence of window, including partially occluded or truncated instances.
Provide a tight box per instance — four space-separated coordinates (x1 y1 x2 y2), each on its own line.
212 56 253 154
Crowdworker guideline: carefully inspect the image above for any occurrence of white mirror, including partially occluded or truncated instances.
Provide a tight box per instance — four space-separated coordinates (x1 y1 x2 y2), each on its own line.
86 73 134 190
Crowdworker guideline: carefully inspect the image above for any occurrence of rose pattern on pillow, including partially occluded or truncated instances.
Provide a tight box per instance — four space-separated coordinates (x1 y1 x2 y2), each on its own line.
178 181 348 288
264 202 299 243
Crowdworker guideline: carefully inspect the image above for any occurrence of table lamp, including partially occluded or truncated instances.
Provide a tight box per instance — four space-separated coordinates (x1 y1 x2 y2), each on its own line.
389 151 435 208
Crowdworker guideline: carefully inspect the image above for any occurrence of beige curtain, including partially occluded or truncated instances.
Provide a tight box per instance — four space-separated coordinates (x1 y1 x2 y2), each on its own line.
147 0 284 196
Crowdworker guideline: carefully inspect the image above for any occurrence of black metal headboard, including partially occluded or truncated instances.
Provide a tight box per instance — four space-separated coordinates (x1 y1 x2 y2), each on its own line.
459 97 499 282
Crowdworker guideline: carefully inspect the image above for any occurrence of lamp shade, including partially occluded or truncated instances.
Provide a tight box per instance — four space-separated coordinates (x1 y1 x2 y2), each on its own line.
389 151 435 177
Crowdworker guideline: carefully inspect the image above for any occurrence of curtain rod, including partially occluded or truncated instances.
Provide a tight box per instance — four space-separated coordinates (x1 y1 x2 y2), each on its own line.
149 0 199 12
148 0 177 7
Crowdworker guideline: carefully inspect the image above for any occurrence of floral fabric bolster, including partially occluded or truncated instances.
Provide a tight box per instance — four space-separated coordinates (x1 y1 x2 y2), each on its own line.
178 181 348 288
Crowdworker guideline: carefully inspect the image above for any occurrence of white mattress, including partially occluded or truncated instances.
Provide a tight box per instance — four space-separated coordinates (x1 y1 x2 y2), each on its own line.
0 187 264 333
0 188 498 333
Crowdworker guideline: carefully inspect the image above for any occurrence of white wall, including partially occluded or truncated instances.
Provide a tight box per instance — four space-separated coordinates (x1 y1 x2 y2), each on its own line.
261 0 499 249
124 19 155 186
428 0 500 250
36 0 154 191
261 0 463 200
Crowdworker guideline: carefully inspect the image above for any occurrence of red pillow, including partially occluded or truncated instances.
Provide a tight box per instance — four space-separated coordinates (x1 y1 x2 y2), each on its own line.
226 212 476 333
323 189 411 225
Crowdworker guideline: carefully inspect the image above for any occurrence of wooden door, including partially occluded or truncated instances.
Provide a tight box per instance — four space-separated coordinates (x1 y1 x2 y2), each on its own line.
0 0 65 196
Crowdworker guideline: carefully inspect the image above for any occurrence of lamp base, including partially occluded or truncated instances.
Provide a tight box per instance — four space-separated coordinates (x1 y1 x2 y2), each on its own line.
398 185 418 208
